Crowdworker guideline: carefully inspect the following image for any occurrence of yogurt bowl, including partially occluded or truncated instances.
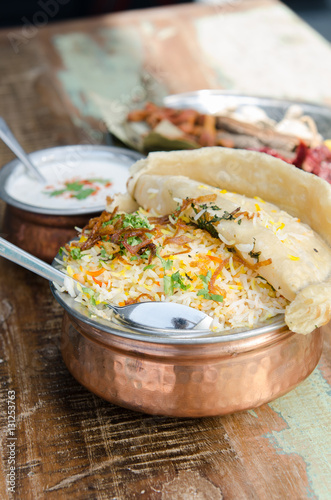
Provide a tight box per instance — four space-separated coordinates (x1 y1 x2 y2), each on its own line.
0 145 143 262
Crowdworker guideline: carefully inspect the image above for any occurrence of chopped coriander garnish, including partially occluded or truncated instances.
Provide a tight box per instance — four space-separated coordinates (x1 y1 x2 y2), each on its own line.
170 271 190 291
164 271 190 296
249 250 261 261
156 248 173 270
122 213 153 229
139 250 151 260
190 203 240 239
126 236 142 246
248 238 261 262
156 248 189 296
48 189 67 197
44 178 111 200
197 271 223 302
70 247 81 260
143 264 155 271
100 247 108 260
170 202 181 221
82 287 97 306
74 188 95 200
163 275 172 295
65 181 84 191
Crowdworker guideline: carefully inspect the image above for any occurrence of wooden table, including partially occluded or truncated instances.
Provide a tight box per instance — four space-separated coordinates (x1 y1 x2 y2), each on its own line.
0 1 331 498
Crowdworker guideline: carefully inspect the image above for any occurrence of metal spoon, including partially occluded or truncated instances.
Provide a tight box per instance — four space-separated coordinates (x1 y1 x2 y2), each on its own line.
0 117 46 183
0 237 213 332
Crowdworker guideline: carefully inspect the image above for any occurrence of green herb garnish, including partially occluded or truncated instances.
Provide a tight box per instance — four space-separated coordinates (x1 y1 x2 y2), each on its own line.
193 212 219 239
164 271 190 296
156 248 173 271
163 275 172 296
126 236 143 247
102 214 121 227
74 188 95 200
197 271 223 302
122 213 153 229
249 250 261 261
70 247 81 260
190 203 240 238
44 178 111 200
156 249 189 296
248 238 261 262
139 250 151 260
48 189 67 197
143 264 155 271
82 287 97 306
100 247 109 260
65 181 84 191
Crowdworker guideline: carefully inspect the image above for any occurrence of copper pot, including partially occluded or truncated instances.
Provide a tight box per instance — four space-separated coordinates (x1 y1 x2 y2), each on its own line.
53 287 323 417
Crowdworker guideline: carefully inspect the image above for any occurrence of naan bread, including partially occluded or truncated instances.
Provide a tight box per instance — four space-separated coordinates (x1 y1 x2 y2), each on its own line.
110 147 331 334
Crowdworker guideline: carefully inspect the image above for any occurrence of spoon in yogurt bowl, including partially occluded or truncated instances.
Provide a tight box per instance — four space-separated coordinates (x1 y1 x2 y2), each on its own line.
0 117 46 183
0 237 213 334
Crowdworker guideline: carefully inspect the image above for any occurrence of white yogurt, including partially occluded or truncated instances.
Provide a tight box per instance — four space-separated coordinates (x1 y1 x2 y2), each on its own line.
6 153 132 212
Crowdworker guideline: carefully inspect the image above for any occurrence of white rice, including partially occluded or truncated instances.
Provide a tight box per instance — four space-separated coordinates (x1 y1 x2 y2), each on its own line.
61 206 289 332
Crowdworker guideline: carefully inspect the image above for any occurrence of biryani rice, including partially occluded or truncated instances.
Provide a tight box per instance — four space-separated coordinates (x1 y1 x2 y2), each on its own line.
60 204 289 332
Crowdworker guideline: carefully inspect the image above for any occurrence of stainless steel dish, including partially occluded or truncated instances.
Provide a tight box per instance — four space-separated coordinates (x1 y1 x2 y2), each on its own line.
164 90 331 138
51 283 323 417
0 144 143 216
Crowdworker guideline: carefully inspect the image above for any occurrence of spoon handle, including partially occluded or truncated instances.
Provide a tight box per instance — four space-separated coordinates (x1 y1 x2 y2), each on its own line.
0 117 46 183
0 237 66 287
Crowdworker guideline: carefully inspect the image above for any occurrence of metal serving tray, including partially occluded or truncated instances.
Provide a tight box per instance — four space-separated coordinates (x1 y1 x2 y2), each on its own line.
164 90 331 138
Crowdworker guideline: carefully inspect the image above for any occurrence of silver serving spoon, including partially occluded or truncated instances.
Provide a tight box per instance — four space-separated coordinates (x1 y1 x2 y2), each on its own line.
0 117 46 183
0 237 213 332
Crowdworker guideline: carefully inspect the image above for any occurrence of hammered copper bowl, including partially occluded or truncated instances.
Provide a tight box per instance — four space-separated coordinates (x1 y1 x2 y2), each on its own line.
51 284 323 418
0 145 143 262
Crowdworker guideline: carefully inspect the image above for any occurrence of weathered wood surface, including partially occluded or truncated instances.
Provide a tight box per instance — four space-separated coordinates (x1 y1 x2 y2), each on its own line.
0 1 331 498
